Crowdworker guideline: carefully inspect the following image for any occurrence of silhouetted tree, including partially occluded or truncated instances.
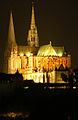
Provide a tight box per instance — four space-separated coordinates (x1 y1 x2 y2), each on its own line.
73 69 78 87
69 73 74 84
61 73 68 82
61 72 76 88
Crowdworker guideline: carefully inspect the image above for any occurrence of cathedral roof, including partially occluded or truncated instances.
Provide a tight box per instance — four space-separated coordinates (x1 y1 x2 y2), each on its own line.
37 43 57 56
18 46 39 56
37 43 64 57
53 46 64 56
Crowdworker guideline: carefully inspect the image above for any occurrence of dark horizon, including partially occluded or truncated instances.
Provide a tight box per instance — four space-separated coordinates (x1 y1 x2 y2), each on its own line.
0 0 78 71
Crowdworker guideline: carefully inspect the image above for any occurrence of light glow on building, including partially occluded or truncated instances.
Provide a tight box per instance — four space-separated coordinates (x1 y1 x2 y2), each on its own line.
3 3 71 83
20 53 24 56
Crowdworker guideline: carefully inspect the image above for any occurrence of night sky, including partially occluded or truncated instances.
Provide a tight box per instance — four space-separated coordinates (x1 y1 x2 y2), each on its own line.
0 0 78 71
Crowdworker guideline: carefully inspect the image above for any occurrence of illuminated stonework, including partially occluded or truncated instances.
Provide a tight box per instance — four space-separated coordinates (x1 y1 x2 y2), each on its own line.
3 3 71 83
27 3 39 47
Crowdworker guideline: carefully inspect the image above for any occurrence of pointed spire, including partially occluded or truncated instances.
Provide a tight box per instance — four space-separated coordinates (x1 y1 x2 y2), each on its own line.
31 2 36 29
27 3 39 47
8 11 17 48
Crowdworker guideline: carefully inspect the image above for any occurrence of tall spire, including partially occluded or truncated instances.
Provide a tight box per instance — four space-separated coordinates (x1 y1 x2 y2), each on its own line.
27 2 39 47
3 11 17 74
8 11 17 48
31 2 36 29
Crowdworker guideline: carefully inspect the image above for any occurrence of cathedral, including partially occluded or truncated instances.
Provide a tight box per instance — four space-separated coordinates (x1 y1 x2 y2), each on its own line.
3 3 71 83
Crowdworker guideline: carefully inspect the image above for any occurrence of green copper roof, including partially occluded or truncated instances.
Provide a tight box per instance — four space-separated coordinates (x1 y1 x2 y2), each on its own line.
37 44 57 56
53 46 64 56
37 44 64 57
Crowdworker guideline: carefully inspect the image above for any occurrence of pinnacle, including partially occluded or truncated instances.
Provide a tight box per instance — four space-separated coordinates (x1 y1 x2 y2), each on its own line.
31 2 36 28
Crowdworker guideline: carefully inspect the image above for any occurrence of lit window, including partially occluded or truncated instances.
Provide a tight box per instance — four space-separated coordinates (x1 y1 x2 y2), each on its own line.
26 52 31 57
58 53 62 57
20 53 24 56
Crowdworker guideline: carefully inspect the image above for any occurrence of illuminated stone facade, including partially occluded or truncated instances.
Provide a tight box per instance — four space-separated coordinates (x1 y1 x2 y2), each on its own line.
27 3 39 47
3 4 71 83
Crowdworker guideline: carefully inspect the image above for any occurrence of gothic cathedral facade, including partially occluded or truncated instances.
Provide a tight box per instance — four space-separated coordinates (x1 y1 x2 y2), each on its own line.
3 3 71 83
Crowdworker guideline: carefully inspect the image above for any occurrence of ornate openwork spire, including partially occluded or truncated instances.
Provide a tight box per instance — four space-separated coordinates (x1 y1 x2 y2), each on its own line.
31 2 35 29
27 2 39 47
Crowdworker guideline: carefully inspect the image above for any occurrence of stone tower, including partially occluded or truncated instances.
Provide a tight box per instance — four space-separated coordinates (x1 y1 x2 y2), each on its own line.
3 11 17 73
27 2 39 47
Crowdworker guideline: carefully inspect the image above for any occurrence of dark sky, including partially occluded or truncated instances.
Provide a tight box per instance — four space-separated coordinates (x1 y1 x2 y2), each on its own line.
0 0 78 71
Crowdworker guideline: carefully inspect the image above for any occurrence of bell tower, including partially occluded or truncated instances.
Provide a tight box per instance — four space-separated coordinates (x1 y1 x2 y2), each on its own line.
27 2 39 47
